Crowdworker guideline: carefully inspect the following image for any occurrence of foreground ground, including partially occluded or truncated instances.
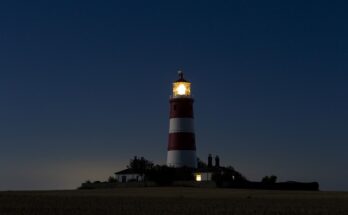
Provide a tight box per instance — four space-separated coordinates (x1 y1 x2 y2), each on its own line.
1 188 348 215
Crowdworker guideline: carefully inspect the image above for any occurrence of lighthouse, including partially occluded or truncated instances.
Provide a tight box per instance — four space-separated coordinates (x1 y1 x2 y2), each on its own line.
167 71 197 168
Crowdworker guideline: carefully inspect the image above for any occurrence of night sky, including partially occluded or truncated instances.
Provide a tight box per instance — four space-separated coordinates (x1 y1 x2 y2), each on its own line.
1 0 347 191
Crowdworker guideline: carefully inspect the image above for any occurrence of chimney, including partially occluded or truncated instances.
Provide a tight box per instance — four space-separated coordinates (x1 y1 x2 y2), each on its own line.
208 154 213 168
215 156 220 167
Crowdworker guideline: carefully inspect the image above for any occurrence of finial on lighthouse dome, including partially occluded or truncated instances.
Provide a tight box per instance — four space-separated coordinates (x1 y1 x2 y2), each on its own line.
175 69 188 82
178 69 184 80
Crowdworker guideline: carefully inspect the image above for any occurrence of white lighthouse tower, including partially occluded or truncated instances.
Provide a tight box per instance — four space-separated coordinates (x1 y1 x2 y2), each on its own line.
166 71 197 168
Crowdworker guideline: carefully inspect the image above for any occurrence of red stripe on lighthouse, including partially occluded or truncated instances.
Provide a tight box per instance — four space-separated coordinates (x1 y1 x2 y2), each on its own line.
170 98 194 118
168 133 196 150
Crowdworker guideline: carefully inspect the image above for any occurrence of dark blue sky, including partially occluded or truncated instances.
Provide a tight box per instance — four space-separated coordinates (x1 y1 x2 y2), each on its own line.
1 0 347 190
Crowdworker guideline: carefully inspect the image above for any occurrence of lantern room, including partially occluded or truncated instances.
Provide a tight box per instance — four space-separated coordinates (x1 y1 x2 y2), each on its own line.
172 71 191 97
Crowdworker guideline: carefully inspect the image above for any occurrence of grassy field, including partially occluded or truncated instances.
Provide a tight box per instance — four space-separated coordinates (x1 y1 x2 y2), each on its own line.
1 188 348 215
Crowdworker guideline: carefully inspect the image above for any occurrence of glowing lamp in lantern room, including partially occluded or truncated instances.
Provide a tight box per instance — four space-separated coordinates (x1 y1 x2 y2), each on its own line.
172 71 191 97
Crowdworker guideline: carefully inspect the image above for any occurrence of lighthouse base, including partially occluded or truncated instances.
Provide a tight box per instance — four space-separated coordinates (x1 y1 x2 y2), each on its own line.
167 150 197 168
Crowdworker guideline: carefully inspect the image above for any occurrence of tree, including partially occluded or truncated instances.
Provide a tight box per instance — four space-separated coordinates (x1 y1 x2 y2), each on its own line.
108 176 118 183
212 166 248 187
127 156 154 183
197 157 207 169
262 175 277 184
127 156 154 173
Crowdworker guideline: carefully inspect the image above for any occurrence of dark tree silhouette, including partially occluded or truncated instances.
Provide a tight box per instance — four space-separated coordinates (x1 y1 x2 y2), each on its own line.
197 157 208 169
146 165 194 186
127 156 154 183
127 156 154 173
212 166 248 187
108 176 117 183
262 175 277 184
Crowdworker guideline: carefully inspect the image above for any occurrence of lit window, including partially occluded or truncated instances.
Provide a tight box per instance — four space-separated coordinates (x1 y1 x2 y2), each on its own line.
195 174 202 182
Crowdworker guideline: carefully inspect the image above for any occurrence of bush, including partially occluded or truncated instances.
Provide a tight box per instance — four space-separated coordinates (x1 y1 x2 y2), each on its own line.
262 175 277 184
212 167 248 187
146 165 194 186
108 176 118 183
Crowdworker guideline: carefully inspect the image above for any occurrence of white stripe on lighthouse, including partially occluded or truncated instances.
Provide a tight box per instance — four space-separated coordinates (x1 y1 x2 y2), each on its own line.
169 118 194 133
167 150 197 168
